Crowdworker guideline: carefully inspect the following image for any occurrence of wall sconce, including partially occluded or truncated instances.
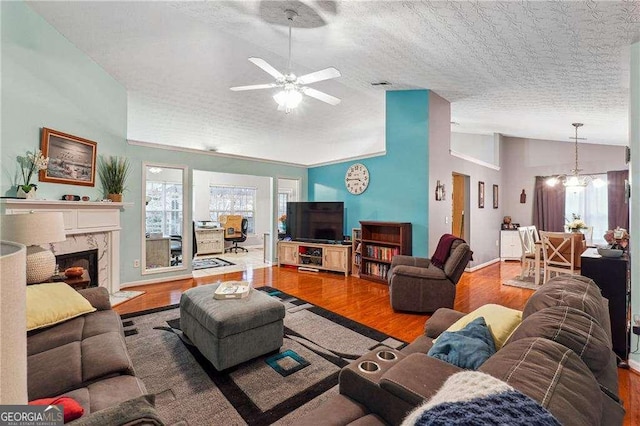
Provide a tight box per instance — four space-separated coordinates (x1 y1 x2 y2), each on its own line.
435 180 445 201
520 189 526 204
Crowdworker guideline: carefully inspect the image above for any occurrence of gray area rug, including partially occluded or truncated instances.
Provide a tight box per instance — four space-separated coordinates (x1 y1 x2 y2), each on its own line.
192 257 235 270
122 288 405 425
502 275 541 290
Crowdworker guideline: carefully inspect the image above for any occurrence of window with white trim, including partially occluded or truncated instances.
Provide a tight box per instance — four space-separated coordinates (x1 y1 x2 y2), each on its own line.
209 185 256 234
146 181 183 236
565 174 608 245
277 189 292 233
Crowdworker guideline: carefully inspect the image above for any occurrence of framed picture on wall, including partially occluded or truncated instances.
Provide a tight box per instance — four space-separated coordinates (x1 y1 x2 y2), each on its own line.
493 184 499 209
478 181 485 208
39 128 97 187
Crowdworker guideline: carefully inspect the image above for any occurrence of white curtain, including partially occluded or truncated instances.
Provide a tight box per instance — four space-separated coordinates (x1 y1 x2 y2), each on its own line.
565 174 608 244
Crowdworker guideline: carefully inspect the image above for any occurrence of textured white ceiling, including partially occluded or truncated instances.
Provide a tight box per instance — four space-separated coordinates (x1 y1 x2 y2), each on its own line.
28 1 640 166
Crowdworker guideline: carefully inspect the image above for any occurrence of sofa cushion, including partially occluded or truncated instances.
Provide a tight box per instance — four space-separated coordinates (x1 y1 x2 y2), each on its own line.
400 371 560 426
82 331 135 383
427 317 496 369
29 342 83 400
62 376 148 417
27 283 96 331
438 304 522 349
506 306 611 373
28 316 85 356
479 337 602 426
28 313 134 400
522 276 606 326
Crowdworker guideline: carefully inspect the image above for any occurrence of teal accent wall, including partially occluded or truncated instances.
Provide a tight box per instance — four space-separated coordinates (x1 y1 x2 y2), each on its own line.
1 1 127 199
308 90 429 256
1 1 307 285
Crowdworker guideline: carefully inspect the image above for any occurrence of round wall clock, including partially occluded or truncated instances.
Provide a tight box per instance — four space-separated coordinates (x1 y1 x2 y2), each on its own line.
345 163 369 195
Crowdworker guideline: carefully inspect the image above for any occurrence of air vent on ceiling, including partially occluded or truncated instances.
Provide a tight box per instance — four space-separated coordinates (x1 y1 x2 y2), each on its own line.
370 81 391 86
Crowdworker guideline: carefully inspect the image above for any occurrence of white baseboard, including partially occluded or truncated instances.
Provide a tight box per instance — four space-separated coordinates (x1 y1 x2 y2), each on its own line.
121 273 193 289
628 358 640 374
466 258 500 272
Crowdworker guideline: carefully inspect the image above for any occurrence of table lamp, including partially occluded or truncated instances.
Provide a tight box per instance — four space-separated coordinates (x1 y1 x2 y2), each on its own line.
1 212 66 284
0 241 27 404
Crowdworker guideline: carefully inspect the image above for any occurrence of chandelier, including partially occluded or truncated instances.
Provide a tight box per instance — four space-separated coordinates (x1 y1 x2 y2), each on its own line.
545 123 604 190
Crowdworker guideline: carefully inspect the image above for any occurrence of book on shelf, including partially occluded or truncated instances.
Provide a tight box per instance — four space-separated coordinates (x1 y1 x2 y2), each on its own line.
364 245 399 261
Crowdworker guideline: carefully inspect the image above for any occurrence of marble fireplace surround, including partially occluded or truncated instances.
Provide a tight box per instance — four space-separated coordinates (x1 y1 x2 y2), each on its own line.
1 199 130 294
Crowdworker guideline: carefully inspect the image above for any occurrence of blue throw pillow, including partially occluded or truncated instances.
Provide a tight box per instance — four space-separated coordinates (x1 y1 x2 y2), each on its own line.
427 317 496 370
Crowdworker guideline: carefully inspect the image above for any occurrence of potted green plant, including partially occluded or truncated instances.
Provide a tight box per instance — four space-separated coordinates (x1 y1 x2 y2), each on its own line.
98 155 131 202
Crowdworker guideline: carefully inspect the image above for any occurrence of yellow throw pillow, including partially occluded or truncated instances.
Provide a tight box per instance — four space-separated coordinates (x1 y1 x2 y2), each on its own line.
440 304 522 350
26 283 96 331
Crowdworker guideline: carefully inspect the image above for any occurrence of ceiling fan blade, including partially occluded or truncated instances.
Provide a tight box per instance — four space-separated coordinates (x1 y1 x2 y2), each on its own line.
303 87 341 106
230 83 278 91
297 67 341 85
248 57 284 80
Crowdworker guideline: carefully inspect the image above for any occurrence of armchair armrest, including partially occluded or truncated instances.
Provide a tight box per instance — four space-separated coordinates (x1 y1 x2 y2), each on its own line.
379 353 463 405
424 308 466 338
392 265 446 280
391 255 431 269
77 287 111 311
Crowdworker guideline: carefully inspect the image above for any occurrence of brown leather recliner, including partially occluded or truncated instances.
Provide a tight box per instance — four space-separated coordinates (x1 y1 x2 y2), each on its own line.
388 240 473 313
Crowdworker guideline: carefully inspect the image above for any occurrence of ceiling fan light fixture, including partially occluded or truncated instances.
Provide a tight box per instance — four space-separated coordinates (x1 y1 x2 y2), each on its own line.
274 88 303 111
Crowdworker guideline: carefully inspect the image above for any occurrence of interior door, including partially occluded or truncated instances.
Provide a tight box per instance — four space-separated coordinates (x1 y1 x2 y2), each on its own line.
452 173 471 241
452 173 465 238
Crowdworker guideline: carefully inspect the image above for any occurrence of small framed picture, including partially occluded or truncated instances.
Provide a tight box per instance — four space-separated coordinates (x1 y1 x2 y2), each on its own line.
478 181 485 208
493 184 499 209
40 128 97 187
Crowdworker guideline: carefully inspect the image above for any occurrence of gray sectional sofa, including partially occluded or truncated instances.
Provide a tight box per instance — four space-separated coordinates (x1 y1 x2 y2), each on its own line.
27 287 163 425
298 275 625 425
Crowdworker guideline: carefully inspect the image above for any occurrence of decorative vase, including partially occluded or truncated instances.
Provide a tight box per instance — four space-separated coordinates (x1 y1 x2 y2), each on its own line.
107 193 123 202
16 186 36 199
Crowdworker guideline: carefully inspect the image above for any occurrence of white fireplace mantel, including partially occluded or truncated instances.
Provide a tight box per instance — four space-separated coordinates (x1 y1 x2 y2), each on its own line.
1 199 132 293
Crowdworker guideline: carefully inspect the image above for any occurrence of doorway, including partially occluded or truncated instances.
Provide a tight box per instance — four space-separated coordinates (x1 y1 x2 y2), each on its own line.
452 173 470 240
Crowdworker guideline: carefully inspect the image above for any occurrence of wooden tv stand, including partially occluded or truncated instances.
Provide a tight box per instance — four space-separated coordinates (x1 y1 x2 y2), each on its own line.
277 241 351 276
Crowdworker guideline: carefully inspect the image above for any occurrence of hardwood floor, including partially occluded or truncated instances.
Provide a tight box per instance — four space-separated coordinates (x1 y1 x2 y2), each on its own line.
115 261 639 425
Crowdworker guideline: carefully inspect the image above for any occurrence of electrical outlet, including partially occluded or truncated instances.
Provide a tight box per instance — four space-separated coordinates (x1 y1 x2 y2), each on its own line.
495 240 499 247
445 216 449 224
133 259 140 268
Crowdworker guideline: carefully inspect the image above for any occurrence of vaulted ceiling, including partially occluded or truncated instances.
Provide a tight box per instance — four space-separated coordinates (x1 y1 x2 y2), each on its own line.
28 1 640 166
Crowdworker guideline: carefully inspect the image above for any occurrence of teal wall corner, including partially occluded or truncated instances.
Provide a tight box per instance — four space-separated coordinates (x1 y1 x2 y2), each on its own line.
308 90 429 257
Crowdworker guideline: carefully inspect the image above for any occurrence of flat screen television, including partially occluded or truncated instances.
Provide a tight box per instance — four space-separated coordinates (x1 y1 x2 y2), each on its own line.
286 202 344 243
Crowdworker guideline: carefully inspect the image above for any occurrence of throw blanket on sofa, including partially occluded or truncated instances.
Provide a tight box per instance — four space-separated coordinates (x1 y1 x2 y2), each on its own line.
431 234 464 269
401 371 560 426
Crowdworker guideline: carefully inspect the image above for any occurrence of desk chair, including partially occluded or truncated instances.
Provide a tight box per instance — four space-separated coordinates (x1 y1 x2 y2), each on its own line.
540 231 584 283
225 217 249 253
170 235 182 266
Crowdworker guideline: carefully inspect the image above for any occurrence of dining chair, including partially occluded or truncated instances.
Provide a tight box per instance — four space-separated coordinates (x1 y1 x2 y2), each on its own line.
583 226 594 246
528 225 540 243
539 231 584 283
517 227 537 279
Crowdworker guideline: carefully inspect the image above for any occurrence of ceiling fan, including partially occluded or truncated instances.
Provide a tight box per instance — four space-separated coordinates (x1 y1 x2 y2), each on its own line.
230 9 341 113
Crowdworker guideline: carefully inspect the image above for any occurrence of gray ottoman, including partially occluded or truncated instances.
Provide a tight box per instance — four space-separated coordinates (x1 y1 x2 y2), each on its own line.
180 284 285 370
